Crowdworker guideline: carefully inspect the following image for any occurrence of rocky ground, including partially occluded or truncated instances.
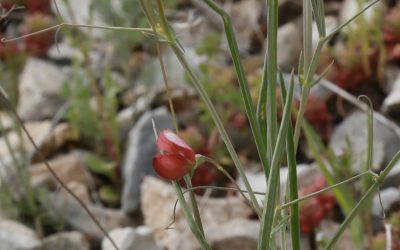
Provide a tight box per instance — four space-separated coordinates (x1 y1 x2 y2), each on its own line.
0 0 400 249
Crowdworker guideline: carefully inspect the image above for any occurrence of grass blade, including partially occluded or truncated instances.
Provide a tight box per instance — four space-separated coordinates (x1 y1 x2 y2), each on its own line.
258 72 295 250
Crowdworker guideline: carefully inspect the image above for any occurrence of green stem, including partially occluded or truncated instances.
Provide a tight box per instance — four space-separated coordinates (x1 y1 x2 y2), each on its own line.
183 175 205 235
325 151 400 249
265 0 279 166
258 73 295 250
172 182 211 250
201 0 270 176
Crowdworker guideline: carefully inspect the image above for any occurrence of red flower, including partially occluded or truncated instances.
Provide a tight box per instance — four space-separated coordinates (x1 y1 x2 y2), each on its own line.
153 130 196 181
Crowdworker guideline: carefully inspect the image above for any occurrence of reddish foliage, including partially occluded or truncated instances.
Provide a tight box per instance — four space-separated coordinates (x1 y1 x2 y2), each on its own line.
304 96 333 143
0 36 20 59
20 14 54 57
26 0 51 14
298 175 336 233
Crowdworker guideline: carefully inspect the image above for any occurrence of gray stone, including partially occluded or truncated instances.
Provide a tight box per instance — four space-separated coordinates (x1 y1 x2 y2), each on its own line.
383 64 400 93
208 219 259 250
372 188 400 216
0 219 41 250
316 221 356 250
237 164 319 203
312 16 339 49
141 176 253 250
224 0 263 53
48 41 84 61
137 48 203 88
382 73 400 117
339 0 385 28
383 160 400 188
102 226 161 250
48 193 133 238
121 107 174 214
17 59 67 121
50 0 109 39
330 111 400 172
277 19 303 72
43 231 90 250
29 151 88 189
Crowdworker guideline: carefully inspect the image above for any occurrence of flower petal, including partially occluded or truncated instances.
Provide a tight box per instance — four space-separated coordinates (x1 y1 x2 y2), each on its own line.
153 154 192 181
157 130 195 162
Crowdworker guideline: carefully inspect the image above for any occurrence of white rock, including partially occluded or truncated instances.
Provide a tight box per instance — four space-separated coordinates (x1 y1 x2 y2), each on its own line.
372 188 400 216
47 41 84 61
51 0 109 38
29 151 88 189
339 0 385 27
141 176 253 250
316 221 356 250
0 219 41 250
225 0 263 53
382 73 400 116
102 226 161 250
17 59 67 121
330 111 400 172
207 219 259 250
43 231 90 250
47 193 133 238
237 164 319 203
277 19 303 72
312 16 339 49
121 107 174 213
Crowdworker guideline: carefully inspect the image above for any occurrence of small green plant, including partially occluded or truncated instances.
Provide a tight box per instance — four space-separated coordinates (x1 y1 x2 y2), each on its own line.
61 62 121 161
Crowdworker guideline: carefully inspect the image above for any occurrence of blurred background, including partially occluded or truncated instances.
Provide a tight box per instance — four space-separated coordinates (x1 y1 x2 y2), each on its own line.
0 0 400 249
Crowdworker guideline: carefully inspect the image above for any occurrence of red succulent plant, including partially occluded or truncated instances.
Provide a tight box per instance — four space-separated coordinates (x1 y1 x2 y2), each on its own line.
20 14 54 57
153 130 196 181
26 0 51 14
298 175 336 233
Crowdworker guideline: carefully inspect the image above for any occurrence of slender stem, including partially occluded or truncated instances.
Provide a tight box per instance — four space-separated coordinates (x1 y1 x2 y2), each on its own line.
325 151 400 249
324 184 377 250
201 0 270 176
293 87 310 150
278 170 373 210
172 182 211 250
1 23 152 43
286 121 300 250
202 156 261 218
258 74 295 250
265 0 279 166
184 175 205 235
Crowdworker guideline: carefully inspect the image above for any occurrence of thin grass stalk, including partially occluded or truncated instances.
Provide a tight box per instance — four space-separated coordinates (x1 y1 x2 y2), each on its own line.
265 0 279 166
172 182 211 250
324 183 377 250
153 0 262 216
286 116 300 250
279 72 300 250
258 74 295 250
360 96 374 241
200 0 270 176
183 175 205 235
279 170 373 210
303 121 364 243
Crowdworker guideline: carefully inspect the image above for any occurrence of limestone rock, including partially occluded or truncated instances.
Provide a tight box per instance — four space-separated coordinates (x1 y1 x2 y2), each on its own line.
17 59 67 121
43 231 90 250
121 107 174 214
0 219 41 250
